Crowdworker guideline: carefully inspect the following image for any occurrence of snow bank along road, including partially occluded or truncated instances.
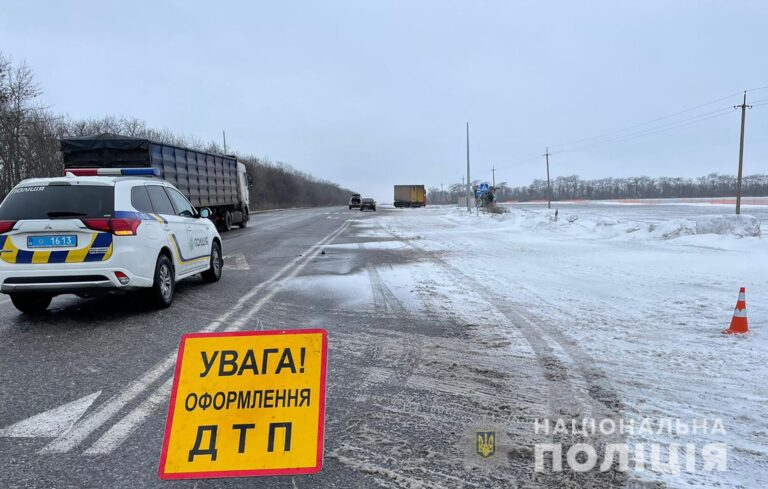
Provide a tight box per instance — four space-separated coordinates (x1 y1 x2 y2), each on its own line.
1 205 766 488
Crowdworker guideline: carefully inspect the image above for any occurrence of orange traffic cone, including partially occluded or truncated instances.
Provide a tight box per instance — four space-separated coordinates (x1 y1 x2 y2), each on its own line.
722 287 749 334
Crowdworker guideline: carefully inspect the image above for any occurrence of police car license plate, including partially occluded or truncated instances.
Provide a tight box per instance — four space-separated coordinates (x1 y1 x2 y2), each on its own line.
27 235 78 248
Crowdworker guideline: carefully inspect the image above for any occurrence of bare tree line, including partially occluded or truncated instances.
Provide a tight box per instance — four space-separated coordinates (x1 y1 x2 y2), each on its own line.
0 52 355 207
429 174 768 205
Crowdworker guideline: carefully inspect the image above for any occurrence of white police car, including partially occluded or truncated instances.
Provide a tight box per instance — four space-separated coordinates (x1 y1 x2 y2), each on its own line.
0 168 223 314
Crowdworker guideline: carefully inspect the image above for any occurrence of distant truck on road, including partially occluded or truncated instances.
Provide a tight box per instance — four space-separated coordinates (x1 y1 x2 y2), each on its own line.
60 134 252 231
394 185 427 208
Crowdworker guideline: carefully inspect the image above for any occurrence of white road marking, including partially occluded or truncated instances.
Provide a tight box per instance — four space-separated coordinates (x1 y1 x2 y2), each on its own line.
42 218 349 455
84 220 350 455
83 378 173 455
0 391 101 438
40 357 176 454
222 224 344 332
222 253 250 270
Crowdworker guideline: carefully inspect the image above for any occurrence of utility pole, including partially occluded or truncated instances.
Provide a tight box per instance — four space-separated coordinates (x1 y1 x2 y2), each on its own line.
222 131 227 154
543 147 552 209
491 166 496 187
735 91 752 215
466 122 471 212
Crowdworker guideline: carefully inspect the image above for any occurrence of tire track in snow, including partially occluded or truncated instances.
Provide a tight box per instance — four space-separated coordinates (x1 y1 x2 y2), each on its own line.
377 225 595 416
330 243 500 488
360 242 408 316
376 222 629 487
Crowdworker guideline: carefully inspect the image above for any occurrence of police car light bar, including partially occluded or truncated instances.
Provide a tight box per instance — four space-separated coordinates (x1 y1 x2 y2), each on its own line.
65 168 161 177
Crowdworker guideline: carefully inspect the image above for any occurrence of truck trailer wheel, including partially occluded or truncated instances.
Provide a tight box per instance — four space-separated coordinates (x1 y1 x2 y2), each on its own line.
224 211 233 232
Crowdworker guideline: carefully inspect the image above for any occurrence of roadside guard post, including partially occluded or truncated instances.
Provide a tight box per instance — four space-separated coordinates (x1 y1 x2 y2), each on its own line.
158 329 328 480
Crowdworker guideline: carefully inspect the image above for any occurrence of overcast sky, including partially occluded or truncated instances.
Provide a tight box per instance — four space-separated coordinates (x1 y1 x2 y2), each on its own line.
2 1 767 201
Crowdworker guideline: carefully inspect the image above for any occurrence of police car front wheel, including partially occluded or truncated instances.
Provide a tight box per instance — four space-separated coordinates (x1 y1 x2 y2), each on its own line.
201 242 223 283
10 294 52 315
149 254 175 308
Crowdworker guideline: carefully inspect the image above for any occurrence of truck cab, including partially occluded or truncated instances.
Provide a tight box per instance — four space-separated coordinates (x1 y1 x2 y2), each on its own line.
236 162 251 228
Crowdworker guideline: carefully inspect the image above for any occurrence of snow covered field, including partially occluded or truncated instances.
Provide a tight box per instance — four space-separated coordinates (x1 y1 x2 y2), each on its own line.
367 204 768 488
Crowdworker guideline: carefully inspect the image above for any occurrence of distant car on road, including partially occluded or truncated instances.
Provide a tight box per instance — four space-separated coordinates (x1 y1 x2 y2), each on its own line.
0 169 223 314
360 198 377 212
349 193 362 210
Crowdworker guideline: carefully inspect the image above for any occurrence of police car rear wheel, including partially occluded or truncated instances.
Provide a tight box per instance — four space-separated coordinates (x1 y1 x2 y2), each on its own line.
149 255 175 308
10 294 52 315
201 242 222 283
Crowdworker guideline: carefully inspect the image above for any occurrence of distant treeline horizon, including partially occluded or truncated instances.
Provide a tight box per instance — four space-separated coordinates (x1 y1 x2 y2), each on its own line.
428 173 768 204
0 52 354 208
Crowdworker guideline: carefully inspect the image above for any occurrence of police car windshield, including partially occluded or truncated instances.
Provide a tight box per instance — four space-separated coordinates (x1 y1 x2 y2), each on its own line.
0 185 114 220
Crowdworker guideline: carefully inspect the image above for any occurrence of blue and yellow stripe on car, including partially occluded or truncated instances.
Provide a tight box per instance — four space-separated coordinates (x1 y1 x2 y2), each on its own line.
168 234 209 265
114 210 166 225
0 233 113 264
149 213 167 224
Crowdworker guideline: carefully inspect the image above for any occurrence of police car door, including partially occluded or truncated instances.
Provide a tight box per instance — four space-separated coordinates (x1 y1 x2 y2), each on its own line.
163 186 210 276
145 185 191 275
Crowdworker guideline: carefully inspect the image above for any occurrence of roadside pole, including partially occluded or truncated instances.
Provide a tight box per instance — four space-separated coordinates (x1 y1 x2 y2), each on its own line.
735 91 751 215
543 147 552 209
466 122 471 212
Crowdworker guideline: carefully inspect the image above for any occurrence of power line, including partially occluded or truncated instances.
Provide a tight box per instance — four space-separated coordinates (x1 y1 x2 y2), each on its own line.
548 90 743 151
552 107 735 155
553 99 768 156
493 88 768 174
495 154 541 170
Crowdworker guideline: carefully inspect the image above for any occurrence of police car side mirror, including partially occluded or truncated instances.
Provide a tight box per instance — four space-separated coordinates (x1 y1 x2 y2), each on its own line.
199 208 211 219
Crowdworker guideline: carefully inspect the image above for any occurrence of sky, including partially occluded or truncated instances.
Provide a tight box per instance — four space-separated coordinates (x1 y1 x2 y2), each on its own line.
2 0 768 202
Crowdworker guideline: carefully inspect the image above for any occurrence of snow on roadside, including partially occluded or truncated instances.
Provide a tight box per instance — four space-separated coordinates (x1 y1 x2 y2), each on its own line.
473 207 761 240
376 205 768 488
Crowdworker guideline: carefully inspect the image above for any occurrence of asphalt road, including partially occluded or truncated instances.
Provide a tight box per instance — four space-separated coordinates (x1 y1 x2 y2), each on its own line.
0 207 623 489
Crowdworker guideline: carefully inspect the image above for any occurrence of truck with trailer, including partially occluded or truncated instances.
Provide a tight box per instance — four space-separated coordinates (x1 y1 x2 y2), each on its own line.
393 185 427 208
60 134 252 231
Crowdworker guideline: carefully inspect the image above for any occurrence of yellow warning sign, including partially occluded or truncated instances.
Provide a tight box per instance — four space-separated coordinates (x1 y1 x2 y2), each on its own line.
158 329 328 480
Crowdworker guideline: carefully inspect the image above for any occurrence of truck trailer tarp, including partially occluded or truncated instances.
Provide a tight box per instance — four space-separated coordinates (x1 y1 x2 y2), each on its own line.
60 134 239 209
